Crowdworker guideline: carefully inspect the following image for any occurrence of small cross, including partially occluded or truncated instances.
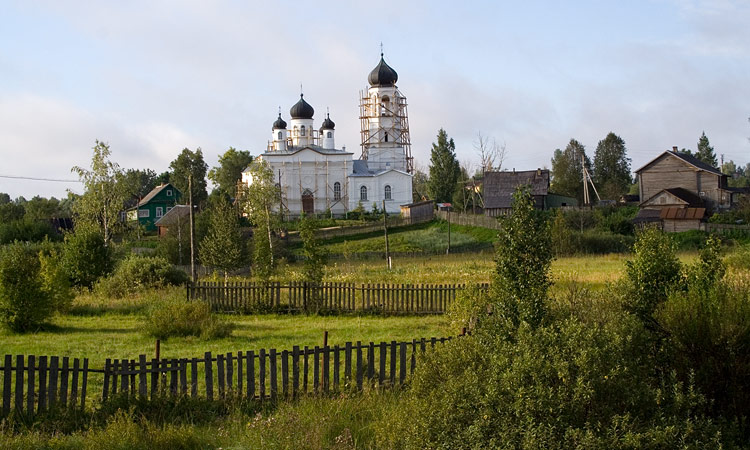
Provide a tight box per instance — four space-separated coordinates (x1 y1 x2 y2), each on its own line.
380 42 383 57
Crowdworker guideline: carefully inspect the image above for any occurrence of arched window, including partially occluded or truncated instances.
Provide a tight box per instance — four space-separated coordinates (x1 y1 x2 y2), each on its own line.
333 182 341 201
327 131 332 138
300 125 306 136
360 185 368 201
277 131 282 140
293 126 298 136
381 95 391 116
384 185 392 200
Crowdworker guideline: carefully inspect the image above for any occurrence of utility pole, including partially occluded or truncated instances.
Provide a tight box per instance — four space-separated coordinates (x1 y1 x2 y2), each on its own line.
189 175 196 283
581 152 590 206
177 211 183 266
383 199 390 270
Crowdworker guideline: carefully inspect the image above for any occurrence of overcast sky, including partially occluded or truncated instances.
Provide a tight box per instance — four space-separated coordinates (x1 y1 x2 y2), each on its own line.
1 0 748 199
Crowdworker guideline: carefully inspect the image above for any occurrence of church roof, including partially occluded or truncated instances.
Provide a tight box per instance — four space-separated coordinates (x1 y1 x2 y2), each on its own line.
320 113 335 130
290 94 314 119
349 160 411 177
261 145 352 157
368 54 398 87
272 113 287 129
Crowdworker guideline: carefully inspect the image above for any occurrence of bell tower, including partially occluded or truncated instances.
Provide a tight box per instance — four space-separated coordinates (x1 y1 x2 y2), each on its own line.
359 52 413 173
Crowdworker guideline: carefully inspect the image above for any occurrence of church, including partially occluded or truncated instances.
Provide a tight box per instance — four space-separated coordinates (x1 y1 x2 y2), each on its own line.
242 53 414 216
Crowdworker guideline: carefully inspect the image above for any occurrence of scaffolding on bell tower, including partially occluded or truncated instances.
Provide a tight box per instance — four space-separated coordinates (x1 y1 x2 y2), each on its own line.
359 88 413 173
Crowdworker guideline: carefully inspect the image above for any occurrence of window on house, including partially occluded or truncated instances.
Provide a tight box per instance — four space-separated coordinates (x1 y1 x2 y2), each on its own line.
166 190 172 197
138 209 149 218
334 182 341 201
327 131 332 138
384 185 392 200
156 207 163 218
384 132 388 142
360 185 368 201
166 207 172 213
278 131 283 140
300 125 306 136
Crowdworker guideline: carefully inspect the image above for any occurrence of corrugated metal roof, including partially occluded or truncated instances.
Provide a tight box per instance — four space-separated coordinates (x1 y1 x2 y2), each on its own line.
138 183 177 206
659 207 706 220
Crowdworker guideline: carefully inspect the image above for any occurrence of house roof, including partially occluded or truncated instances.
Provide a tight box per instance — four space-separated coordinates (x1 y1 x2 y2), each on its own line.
483 169 549 209
154 205 190 227
632 209 662 224
138 183 178 207
259 145 353 159
660 207 706 220
349 160 411 178
640 187 705 208
635 151 723 176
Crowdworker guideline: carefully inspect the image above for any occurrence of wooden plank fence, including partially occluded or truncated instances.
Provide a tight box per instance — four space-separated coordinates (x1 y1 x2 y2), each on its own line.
187 281 489 314
1 336 451 418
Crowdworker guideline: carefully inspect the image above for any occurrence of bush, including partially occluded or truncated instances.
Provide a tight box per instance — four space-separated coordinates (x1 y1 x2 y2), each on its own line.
573 230 634 254
670 229 709 251
95 254 188 298
0 219 60 245
62 228 113 289
0 243 55 332
144 296 233 340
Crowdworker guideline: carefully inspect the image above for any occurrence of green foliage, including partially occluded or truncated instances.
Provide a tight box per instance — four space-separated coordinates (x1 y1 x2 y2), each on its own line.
22 195 65 221
38 242 74 313
299 214 327 284
71 140 128 245
550 208 574 256
446 284 489 331
242 160 281 279
492 186 552 328
0 219 60 244
550 138 591 202
62 227 113 289
169 147 208 207
0 201 25 223
592 132 632 200
120 168 158 203
95 255 188 298
427 128 461 203
624 227 682 321
199 197 246 275
0 243 55 332
144 296 233 340
207 147 253 198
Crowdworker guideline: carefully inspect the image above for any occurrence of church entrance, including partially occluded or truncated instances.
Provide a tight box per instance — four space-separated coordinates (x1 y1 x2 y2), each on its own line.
301 189 314 215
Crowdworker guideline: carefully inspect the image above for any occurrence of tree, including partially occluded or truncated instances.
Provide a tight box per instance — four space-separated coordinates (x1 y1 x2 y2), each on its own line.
474 131 506 173
241 159 281 279
492 186 552 329
0 193 10 205
0 243 55 332
695 131 718 167
24 196 64 221
121 168 158 206
199 197 246 278
61 227 113 289
592 132 631 200
169 148 208 207
427 129 461 203
550 139 591 203
208 147 253 198
71 140 128 245
411 167 429 202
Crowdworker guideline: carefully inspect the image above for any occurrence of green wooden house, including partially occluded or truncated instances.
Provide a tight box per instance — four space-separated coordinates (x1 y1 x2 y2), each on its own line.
126 183 182 231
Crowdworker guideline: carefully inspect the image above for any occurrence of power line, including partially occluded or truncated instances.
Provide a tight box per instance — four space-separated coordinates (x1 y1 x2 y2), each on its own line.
0 174 82 183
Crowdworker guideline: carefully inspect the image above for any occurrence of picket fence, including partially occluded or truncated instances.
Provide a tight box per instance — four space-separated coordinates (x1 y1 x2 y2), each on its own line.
1 336 451 418
187 281 489 314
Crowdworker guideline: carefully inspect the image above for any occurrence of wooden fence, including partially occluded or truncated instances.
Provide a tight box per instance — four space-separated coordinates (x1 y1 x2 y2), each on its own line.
704 222 750 234
1 337 450 418
187 281 489 314
435 210 503 230
286 215 434 243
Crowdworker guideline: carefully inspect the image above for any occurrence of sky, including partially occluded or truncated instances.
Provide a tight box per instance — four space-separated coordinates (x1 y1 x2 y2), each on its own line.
1 0 748 200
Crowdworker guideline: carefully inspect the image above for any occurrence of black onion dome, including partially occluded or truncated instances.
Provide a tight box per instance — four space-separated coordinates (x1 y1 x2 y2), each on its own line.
272 113 287 129
320 113 335 130
368 54 398 87
289 94 315 119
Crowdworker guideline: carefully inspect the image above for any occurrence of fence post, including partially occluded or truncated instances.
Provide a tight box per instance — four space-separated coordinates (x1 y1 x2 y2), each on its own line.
204 352 213 401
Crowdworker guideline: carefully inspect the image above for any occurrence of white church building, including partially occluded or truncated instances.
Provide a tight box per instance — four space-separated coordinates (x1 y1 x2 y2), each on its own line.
242 53 414 216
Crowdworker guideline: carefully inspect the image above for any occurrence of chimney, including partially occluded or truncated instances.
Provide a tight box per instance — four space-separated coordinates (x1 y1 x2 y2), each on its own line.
536 168 541 176
672 146 678 153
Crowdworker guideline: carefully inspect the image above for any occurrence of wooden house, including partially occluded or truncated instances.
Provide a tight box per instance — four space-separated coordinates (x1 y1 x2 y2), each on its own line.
126 183 182 231
635 148 735 213
400 200 434 223
483 169 577 216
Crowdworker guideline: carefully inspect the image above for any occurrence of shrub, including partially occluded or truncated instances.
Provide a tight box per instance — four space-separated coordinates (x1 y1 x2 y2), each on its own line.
624 227 682 322
573 230 634 254
0 242 55 332
62 228 113 289
670 229 709 251
95 254 188 298
144 296 233 340
724 244 750 270
38 242 74 312
445 284 490 332
0 219 60 245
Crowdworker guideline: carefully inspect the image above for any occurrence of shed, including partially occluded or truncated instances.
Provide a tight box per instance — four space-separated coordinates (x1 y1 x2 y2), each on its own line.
660 207 706 232
400 200 434 223
483 169 550 217
154 205 191 237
